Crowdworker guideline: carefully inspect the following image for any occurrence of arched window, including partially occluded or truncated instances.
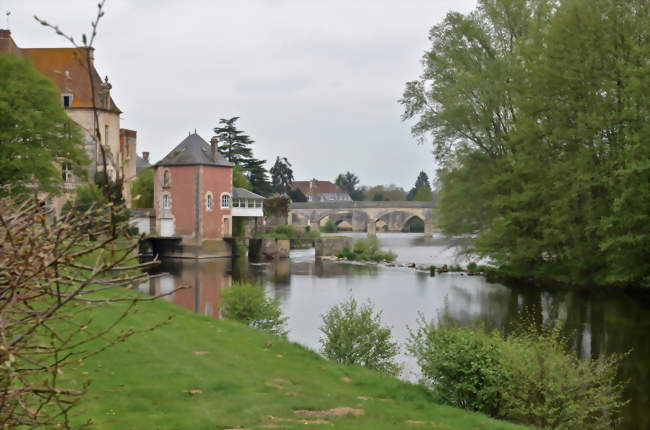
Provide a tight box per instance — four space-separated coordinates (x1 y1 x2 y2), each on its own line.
221 193 230 209
162 193 171 209
206 192 213 211
163 170 170 188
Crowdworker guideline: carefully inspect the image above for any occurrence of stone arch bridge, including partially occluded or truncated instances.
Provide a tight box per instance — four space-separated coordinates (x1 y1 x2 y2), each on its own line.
288 201 437 236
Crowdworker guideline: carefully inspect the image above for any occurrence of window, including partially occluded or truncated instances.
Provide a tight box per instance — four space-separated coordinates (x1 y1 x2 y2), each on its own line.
61 162 73 183
104 125 109 145
221 194 230 209
162 194 171 209
62 94 71 108
206 193 213 211
163 170 170 188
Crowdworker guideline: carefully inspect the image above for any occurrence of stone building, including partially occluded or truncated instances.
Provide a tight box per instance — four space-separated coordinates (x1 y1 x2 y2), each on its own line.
153 133 234 257
0 29 137 212
291 179 352 202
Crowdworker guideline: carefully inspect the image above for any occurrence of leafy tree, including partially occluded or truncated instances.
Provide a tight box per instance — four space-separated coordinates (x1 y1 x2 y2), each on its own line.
232 165 252 190
269 156 294 194
320 298 400 375
219 281 287 336
131 168 153 208
212 117 253 166
287 187 307 202
407 171 434 201
335 171 359 194
0 53 88 196
402 0 650 287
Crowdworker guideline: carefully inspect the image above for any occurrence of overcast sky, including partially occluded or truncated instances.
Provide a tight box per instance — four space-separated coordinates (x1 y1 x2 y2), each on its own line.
5 0 477 189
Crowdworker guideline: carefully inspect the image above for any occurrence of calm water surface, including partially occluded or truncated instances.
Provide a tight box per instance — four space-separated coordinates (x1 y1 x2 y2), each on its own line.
141 233 650 429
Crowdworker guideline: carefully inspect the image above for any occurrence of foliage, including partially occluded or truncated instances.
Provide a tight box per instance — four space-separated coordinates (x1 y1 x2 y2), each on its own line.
407 171 434 201
322 218 337 233
242 158 272 197
0 194 161 428
262 195 290 219
334 171 364 200
213 117 253 166
0 53 88 196
213 117 272 196
319 298 400 375
287 187 308 202
259 224 320 241
401 0 650 287
130 168 153 208
337 237 396 262
407 316 627 429
362 185 407 202
232 165 252 190
219 282 287 336
269 156 294 194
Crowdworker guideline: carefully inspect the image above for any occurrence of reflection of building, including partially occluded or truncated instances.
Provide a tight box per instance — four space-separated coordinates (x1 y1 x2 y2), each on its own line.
141 259 232 318
291 179 351 202
0 29 137 213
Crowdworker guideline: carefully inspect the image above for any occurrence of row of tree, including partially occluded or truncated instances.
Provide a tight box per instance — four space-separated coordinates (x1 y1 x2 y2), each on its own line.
401 0 649 287
335 171 434 202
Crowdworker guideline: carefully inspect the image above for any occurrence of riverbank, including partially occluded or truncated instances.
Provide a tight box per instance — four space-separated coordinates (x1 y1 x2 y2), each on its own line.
67 290 526 429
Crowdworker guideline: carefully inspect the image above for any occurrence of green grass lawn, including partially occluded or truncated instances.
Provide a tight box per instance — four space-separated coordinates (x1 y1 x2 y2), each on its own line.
66 295 527 430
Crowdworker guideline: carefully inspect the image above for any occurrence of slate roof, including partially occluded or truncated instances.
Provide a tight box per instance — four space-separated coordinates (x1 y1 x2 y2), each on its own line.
233 187 265 200
156 133 234 167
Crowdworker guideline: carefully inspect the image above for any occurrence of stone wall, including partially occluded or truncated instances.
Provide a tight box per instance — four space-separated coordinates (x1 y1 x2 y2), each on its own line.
315 237 354 257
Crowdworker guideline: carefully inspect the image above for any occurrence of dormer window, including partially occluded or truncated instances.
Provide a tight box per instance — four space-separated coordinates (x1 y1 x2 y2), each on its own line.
61 93 73 108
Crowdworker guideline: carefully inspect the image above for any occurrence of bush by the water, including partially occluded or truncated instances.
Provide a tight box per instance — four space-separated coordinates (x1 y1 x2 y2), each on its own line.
337 237 396 262
322 218 337 233
320 298 400 376
260 225 320 241
219 282 287 336
407 316 627 429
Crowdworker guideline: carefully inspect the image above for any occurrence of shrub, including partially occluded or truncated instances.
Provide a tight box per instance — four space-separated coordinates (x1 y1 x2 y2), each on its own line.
275 224 295 237
219 282 287 336
498 323 627 430
407 317 507 415
407 316 627 429
337 247 356 260
320 298 400 375
467 261 478 272
429 265 436 276
322 218 337 233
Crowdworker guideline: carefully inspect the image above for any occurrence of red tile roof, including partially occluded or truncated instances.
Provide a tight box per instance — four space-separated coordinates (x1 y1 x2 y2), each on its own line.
0 30 120 112
291 180 347 197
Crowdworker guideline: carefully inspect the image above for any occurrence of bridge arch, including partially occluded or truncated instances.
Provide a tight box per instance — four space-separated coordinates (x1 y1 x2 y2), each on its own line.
374 210 424 232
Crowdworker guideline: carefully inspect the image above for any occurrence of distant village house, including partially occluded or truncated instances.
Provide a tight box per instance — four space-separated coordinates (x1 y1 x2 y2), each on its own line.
291 179 351 202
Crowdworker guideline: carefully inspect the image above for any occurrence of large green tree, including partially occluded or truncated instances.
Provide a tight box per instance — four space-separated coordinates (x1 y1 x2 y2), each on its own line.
213 117 253 166
402 0 649 287
0 53 88 195
130 169 153 208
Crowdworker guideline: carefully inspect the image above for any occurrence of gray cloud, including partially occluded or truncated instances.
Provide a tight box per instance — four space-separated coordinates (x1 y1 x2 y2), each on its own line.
4 0 477 188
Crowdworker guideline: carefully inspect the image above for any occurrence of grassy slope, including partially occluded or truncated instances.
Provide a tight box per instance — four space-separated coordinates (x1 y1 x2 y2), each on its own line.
68 297 526 430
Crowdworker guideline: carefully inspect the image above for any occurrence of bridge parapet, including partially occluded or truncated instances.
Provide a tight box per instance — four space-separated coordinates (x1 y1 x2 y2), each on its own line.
289 201 436 210
289 201 437 237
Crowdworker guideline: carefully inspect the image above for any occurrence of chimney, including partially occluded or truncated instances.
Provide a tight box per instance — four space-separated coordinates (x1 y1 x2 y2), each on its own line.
0 29 10 39
142 152 149 163
210 137 218 162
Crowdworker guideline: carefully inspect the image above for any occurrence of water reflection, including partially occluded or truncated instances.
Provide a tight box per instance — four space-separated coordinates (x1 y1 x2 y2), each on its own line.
141 235 650 430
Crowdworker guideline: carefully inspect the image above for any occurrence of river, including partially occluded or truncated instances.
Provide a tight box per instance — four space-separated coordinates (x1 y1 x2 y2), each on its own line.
141 233 650 429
